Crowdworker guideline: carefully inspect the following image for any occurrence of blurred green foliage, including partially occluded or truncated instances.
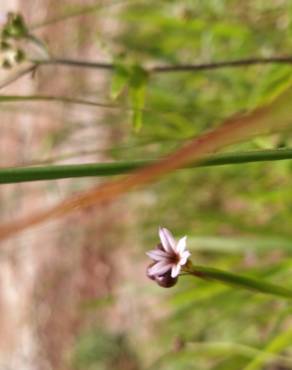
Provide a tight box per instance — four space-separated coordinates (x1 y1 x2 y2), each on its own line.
72 328 140 370
31 0 292 369
107 1 292 369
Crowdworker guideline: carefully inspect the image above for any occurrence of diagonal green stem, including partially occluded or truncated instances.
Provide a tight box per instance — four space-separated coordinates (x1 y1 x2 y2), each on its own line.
1 148 292 184
184 263 292 299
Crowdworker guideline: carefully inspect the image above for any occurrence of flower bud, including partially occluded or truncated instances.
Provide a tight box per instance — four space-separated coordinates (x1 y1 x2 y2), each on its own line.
146 263 178 288
154 271 178 288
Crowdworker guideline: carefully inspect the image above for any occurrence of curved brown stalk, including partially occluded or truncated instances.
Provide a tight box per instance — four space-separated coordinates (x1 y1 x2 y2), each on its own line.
0 85 291 241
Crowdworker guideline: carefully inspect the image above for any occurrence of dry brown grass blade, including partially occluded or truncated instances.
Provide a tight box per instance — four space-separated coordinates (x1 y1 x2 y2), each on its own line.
0 87 290 241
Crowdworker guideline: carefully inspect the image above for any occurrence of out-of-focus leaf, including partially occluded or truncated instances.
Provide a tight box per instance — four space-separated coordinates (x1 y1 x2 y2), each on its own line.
243 329 292 370
130 83 146 132
129 64 148 131
248 65 292 109
111 61 148 130
110 61 129 99
188 235 292 254
2 12 28 39
148 341 292 370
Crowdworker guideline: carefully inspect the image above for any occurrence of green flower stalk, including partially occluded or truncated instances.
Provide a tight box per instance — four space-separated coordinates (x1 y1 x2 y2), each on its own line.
182 262 292 299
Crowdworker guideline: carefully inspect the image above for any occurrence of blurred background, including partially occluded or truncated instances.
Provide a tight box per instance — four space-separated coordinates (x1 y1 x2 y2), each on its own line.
1 1 292 369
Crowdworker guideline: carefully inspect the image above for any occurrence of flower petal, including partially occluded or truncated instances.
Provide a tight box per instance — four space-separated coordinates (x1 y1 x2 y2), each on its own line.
176 236 187 254
171 264 181 278
146 249 169 261
148 261 173 276
159 227 175 252
179 250 191 265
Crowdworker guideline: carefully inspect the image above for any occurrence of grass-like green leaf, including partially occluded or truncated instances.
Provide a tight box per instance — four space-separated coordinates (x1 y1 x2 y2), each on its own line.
243 329 292 370
110 62 130 99
148 341 292 370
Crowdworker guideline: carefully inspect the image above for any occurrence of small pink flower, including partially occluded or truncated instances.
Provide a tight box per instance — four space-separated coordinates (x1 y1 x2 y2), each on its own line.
147 227 191 279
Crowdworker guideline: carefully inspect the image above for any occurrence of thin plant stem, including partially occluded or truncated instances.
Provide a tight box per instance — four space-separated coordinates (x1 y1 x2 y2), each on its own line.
5 55 292 92
150 56 292 73
32 56 292 74
34 58 113 71
0 94 175 118
0 65 36 90
2 148 292 184
0 94 123 110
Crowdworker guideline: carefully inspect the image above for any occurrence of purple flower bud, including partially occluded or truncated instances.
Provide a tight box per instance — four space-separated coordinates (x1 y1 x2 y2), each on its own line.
147 263 178 288
154 270 178 288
